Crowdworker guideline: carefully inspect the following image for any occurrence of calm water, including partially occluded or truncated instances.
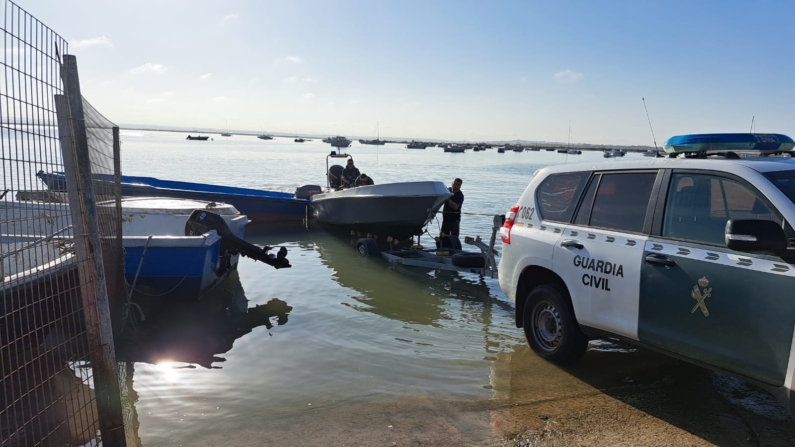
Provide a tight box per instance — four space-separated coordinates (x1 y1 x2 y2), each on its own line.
116 132 637 446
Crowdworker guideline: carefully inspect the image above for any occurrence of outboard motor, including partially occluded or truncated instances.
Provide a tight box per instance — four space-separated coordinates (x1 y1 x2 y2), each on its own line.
295 184 323 199
185 210 291 269
328 165 344 189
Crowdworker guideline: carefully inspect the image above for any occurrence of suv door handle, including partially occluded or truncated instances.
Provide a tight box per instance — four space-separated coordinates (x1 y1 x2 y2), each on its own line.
645 253 676 267
561 240 584 250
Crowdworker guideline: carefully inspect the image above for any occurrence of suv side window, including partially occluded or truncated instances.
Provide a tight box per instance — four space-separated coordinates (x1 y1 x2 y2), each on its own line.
536 172 590 223
663 173 780 246
587 172 657 233
573 174 599 226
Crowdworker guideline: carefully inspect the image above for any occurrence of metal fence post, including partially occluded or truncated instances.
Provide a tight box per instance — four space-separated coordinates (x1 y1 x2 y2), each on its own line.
57 54 127 447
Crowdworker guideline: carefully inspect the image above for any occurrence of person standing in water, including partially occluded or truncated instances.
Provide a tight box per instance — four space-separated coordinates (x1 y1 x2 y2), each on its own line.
441 178 464 236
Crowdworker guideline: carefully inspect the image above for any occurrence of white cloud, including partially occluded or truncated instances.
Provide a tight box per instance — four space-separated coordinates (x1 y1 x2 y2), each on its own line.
284 76 298 83
222 13 239 23
303 77 317 83
146 98 164 103
554 69 583 83
303 93 315 99
130 63 167 75
72 36 113 48
163 91 176 96
285 56 302 63
212 96 231 102
200 73 212 80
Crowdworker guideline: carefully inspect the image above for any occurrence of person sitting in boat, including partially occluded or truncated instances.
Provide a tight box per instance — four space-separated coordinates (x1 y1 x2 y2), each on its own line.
342 158 361 187
356 173 374 186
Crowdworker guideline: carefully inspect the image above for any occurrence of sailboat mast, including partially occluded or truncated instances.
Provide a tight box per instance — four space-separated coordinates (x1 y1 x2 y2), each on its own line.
567 121 571 148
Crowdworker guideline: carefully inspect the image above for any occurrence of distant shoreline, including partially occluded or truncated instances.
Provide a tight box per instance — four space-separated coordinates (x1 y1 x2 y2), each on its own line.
119 125 656 152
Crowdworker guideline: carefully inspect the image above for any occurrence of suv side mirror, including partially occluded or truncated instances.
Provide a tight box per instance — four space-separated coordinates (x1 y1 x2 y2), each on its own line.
725 219 788 253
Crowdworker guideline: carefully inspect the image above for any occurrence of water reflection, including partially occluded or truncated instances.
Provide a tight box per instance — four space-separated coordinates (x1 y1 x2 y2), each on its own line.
311 231 510 327
117 270 292 369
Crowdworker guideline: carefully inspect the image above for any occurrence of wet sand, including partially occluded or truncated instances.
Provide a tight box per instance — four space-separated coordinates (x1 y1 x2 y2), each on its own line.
490 342 795 447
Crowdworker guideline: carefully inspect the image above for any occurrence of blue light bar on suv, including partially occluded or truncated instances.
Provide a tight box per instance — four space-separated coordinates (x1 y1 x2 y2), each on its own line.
663 133 795 154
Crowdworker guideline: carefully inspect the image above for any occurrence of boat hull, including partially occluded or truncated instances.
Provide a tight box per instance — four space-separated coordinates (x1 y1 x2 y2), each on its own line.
310 182 451 239
123 232 228 297
1 197 248 298
37 172 309 222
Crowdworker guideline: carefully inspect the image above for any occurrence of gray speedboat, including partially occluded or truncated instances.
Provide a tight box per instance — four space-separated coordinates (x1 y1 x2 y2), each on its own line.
310 181 451 239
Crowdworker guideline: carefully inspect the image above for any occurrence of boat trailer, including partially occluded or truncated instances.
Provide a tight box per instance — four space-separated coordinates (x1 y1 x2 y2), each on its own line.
355 215 504 278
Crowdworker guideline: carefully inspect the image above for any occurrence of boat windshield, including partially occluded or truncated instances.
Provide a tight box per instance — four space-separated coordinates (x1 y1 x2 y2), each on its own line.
764 169 795 205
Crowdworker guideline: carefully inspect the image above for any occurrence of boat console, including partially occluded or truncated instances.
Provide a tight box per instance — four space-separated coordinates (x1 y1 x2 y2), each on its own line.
185 210 291 269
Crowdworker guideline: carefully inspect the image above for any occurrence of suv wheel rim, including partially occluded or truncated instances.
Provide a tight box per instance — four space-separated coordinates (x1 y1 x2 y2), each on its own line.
532 301 562 352
357 244 367 255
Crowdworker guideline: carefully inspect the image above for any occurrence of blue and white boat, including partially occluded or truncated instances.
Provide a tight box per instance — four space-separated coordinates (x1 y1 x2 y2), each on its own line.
1 197 251 297
36 171 310 223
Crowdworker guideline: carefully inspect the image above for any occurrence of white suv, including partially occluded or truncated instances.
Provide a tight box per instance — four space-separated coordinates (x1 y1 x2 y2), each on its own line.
498 133 795 413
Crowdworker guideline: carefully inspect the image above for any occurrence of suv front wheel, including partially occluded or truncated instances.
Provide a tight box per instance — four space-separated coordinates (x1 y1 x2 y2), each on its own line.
523 284 588 364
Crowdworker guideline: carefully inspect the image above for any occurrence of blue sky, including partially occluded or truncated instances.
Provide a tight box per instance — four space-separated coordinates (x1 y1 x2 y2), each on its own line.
32 0 795 145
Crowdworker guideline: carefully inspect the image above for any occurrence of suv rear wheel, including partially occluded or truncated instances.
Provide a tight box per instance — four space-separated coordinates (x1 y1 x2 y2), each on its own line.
523 284 588 364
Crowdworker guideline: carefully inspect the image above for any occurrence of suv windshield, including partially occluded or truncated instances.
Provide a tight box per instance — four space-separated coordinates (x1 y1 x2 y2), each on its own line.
764 169 795 204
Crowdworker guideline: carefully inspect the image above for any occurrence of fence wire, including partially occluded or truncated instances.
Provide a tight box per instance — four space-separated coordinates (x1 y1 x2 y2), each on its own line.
0 1 126 446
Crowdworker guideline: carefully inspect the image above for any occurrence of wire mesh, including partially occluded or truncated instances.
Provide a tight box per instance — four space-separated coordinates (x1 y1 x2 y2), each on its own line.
0 1 126 446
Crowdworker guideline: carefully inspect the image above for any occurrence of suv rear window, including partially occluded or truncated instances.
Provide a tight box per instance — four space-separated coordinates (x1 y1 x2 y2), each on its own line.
536 172 590 223
588 172 656 233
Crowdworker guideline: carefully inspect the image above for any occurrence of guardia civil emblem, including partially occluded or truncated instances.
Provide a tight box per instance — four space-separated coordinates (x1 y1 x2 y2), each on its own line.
691 277 711 317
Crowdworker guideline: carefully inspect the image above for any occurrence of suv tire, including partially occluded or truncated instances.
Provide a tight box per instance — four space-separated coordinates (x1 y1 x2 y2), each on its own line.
523 284 588 364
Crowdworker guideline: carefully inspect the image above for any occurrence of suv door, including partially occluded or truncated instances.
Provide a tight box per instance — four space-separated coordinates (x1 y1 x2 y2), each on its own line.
553 170 661 339
638 170 795 387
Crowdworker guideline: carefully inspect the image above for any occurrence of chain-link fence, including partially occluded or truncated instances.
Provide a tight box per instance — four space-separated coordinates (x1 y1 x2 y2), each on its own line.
0 1 127 445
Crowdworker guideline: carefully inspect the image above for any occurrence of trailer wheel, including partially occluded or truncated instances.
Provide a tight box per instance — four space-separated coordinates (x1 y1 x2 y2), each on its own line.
451 252 485 268
356 238 380 256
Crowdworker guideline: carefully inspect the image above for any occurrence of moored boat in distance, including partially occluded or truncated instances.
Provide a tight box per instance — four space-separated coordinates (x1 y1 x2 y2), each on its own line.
359 139 386 145
187 135 209 141
443 145 466 153
326 136 352 148
406 141 427 149
497 148 505 153
257 134 273 140
221 133 232 137
295 138 305 143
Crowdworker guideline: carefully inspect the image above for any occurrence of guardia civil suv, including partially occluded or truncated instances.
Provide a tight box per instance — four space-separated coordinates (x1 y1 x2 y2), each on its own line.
498 133 795 413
